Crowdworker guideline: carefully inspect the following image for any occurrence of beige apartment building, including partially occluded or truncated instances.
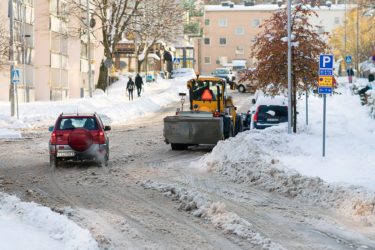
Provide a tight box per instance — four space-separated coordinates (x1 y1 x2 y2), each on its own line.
0 0 103 103
198 3 350 74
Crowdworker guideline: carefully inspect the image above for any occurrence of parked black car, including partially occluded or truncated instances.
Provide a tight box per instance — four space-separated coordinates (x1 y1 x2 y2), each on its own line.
249 96 288 129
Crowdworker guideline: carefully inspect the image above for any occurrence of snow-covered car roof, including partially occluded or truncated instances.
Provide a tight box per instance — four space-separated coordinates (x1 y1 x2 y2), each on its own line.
250 95 288 112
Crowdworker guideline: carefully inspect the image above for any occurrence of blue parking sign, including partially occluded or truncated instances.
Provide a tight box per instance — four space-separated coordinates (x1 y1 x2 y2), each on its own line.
319 55 333 69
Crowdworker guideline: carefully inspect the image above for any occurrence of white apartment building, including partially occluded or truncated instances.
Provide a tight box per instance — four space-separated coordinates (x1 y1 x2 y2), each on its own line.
0 0 103 102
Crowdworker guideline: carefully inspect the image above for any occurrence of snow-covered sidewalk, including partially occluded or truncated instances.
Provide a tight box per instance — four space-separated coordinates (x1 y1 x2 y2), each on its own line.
198 78 375 218
0 192 98 250
0 76 187 138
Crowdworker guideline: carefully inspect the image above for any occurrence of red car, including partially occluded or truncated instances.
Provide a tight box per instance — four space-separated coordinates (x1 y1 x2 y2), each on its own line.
49 113 110 168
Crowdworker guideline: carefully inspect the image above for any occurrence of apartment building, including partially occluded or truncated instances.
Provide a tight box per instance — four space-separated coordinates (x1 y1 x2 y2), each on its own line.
198 2 351 74
0 0 103 102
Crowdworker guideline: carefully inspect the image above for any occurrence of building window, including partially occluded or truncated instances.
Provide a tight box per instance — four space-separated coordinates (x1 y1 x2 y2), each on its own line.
218 18 228 27
334 17 340 25
235 26 244 35
252 19 260 27
204 57 211 64
219 37 227 45
235 46 244 55
251 36 257 43
204 38 210 45
205 19 210 26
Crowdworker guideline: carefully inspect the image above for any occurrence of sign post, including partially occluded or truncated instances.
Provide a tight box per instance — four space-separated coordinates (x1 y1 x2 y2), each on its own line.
12 66 20 119
318 54 333 157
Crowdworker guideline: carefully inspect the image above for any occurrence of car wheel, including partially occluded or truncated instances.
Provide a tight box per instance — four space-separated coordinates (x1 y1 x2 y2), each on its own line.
171 143 188 150
238 85 246 93
50 155 58 168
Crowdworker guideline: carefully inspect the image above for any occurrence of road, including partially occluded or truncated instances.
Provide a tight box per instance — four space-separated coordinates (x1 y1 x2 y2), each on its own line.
0 91 374 250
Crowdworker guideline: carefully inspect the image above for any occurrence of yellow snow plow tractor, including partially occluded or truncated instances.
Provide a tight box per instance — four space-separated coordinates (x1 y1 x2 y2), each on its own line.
163 76 243 150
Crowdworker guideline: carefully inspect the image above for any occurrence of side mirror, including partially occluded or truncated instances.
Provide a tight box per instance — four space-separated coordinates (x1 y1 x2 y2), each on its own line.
48 126 54 132
104 125 111 131
251 99 256 104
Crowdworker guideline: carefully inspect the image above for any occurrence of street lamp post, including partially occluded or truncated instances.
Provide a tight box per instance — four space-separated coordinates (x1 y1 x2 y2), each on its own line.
287 0 292 134
9 0 15 117
86 0 92 97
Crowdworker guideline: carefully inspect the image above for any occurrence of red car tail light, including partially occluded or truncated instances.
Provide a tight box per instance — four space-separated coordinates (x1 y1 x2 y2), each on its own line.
98 131 105 144
51 132 57 144
253 107 259 122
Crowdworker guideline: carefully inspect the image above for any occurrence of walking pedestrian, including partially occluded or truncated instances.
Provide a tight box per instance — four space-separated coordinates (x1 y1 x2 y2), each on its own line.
135 73 143 97
347 67 354 83
126 76 135 100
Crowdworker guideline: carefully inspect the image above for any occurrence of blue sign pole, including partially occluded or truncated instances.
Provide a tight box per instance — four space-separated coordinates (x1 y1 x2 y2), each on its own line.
323 95 326 157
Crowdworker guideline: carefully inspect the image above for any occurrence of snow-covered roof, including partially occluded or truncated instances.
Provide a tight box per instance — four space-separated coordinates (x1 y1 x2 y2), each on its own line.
205 4 355 12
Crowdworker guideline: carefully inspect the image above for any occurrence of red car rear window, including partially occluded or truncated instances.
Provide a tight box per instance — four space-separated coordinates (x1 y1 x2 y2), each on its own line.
58 117 99 130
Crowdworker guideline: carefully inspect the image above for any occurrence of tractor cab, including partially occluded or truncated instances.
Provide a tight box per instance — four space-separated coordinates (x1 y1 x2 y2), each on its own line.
187 77 227 113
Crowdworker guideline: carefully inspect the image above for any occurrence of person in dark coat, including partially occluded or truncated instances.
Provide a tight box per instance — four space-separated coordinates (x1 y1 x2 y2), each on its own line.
126 76 135 100
347 67 354 83
135 73 143 97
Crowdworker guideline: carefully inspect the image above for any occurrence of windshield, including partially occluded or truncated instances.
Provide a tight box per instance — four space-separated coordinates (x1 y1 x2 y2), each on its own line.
191 80 221 101
215 69 229 74
58 117 98 130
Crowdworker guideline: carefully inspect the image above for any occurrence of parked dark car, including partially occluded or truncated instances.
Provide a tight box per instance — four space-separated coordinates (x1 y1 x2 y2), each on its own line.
251 105 288 129
48 113 111 168
249 96 288 129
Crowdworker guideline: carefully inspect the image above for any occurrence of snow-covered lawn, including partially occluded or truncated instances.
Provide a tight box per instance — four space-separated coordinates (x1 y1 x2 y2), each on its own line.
198 77 375 219
0 76 187 137
0 192 98 250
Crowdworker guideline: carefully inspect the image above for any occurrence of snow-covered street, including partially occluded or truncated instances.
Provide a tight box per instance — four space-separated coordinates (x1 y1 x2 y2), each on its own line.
0 77 375 249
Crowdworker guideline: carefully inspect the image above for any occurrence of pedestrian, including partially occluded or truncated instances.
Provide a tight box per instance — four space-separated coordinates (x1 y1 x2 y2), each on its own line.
347 67 354 83
126 76 135 101
135 73 143 97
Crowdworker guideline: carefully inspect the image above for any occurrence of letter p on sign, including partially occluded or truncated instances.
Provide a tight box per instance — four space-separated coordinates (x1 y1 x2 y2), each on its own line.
319 55 334 69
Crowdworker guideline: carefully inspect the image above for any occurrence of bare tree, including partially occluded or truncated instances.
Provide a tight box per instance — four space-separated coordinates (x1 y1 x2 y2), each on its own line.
251 2 328 132
68 0 143 90
133 0 184 72
0 15 9 66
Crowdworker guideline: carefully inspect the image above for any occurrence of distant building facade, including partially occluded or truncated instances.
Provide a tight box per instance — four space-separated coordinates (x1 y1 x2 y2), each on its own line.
198 3 352 74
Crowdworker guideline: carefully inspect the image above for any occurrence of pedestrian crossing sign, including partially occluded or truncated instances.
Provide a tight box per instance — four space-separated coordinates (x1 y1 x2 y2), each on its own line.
11 67 20 84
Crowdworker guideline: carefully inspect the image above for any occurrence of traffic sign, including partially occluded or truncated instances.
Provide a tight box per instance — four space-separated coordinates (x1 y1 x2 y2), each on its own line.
345 55 352 64
319 69 333 76
318 76 333 87
319 54 333 69
318 87 333 94
11 67 20 84
173 58 180 64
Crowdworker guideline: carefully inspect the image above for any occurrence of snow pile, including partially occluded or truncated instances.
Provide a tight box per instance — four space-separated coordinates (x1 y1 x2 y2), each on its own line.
142 180 285 250
0 77 187 137
0 192 99 250
0 128 21 139
198 83 375 222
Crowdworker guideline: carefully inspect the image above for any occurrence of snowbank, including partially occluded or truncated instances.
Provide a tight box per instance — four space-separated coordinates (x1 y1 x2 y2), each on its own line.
0 192 98 250
198 82 375 222
0 77 188 138
142 180 284 250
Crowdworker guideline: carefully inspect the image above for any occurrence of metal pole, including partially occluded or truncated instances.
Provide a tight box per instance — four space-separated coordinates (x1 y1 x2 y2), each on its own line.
23 0 29 102
287 0 292 134
344 0 347 71
86 0 92 97
9 0 15 116
15 79 19 119
322 94 326 157
356 1 359 75
306 87 308 126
